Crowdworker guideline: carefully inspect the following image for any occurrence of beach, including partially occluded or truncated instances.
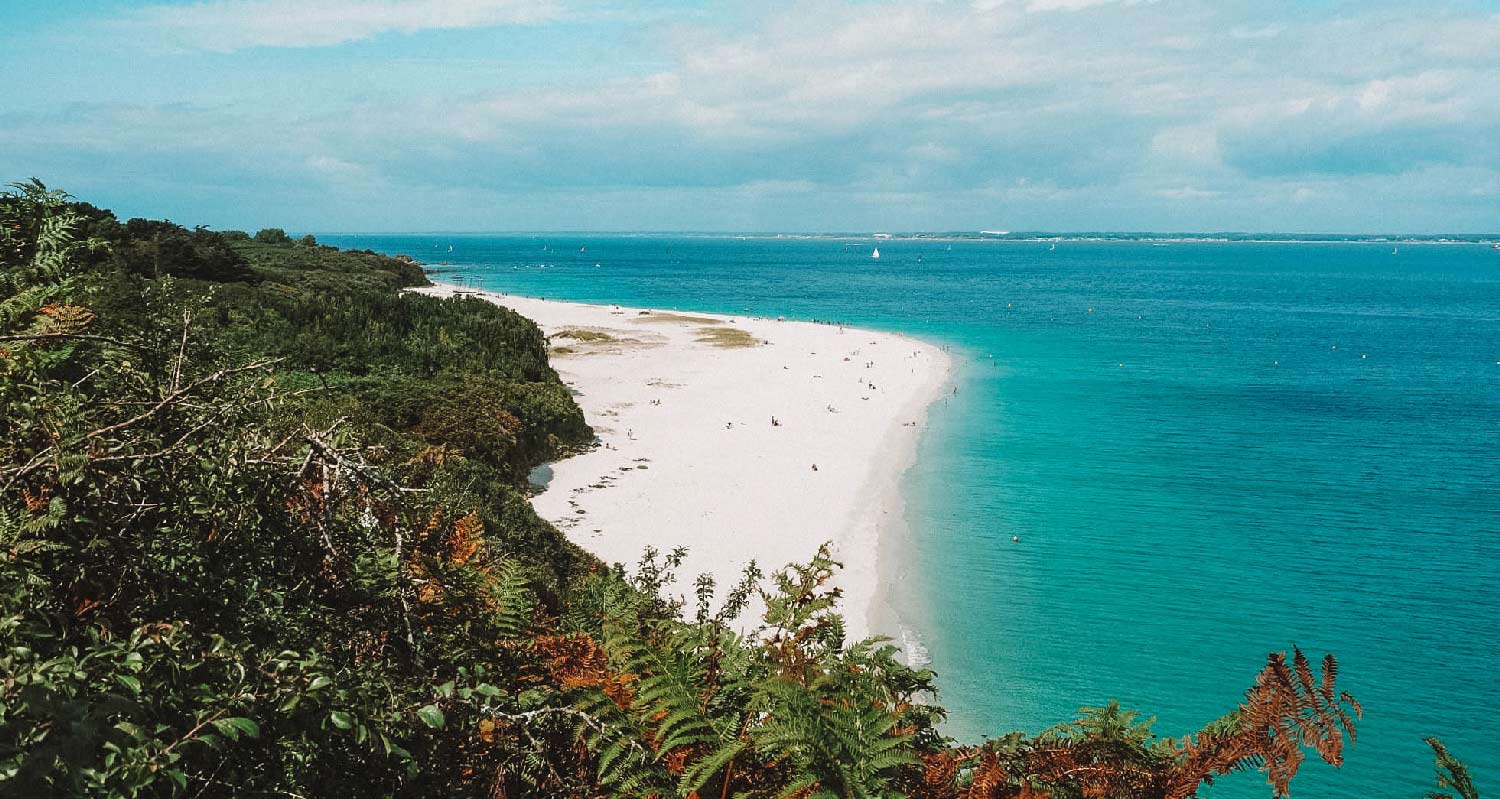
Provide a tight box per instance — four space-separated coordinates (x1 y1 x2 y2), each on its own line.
413 283 952 640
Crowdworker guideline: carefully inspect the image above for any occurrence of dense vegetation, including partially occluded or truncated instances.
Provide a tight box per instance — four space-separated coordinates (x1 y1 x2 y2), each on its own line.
0 181 1478 798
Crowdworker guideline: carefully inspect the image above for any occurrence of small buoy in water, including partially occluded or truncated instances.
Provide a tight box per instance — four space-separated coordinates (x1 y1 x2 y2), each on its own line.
1012 535 1020 543
1361 354 1367 359
1088 307 1094 313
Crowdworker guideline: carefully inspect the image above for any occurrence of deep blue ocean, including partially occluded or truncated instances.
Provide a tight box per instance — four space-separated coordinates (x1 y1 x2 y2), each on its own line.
321 233 1499 798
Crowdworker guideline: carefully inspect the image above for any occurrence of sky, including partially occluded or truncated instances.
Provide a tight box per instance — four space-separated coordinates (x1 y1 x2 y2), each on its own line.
2 0 1498 233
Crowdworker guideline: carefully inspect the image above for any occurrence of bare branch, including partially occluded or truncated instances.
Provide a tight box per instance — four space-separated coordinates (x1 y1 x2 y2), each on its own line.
171 307 192 393
0 332 146 350
84 358 282 442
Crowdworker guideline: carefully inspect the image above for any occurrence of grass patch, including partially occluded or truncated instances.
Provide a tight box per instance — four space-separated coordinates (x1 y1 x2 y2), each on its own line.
554 328 618 342
695 326 759 348
636 312 720 324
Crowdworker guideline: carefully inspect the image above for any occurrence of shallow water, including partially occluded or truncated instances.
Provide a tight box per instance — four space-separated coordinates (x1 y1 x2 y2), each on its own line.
322 233 1500 797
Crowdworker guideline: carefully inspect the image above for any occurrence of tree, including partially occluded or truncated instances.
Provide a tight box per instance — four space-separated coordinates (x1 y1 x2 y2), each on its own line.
253 227 291 244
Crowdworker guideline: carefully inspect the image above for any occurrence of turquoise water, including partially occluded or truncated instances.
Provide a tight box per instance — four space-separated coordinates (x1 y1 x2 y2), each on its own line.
322 234 1499 797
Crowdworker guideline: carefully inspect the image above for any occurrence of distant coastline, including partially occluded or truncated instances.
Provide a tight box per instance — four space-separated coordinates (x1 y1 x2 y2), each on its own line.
314 230 1500 245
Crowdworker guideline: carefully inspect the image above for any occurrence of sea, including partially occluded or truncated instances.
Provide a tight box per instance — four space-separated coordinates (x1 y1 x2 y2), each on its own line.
320 233 1499 798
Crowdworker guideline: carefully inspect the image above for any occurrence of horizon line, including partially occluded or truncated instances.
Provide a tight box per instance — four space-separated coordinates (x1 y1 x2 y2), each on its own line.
300 230 1500 241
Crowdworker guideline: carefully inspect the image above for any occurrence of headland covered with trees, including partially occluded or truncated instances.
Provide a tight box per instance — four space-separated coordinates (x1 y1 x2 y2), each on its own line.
0 181 1478 798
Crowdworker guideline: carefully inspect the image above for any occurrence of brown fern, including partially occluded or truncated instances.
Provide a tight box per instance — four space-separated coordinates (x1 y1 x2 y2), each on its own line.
449 511 484 566
1162 648 1360 798
533 633 638 709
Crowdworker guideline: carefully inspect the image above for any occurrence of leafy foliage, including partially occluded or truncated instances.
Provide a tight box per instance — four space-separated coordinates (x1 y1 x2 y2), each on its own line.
0 179 98 331
568 545 936 799
1 182 595 797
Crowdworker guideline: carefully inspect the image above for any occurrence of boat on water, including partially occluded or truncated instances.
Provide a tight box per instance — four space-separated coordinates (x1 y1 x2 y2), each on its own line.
872 247 881 260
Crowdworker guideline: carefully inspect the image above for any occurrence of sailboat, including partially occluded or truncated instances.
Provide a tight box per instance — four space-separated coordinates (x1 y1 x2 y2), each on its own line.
872 247 881 260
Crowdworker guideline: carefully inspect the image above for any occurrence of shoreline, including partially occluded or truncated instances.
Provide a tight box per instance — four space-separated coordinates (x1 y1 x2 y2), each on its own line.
414 282 952 641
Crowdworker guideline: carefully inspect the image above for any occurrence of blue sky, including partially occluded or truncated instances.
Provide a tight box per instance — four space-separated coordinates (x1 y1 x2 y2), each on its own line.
3 0 1498 232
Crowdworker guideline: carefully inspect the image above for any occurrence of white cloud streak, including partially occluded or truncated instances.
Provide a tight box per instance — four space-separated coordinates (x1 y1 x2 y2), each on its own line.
126 0 561 51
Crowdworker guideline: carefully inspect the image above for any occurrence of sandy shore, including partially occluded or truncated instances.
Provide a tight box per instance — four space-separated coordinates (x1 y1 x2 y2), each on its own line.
413 283 951 640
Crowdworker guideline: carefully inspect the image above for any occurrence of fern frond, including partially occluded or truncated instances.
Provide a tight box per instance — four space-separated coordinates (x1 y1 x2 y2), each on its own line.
487 558 533 640
678 738 747 796
1425 737 1480 799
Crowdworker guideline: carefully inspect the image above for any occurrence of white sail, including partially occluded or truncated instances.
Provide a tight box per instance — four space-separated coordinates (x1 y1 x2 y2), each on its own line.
872 247 881 259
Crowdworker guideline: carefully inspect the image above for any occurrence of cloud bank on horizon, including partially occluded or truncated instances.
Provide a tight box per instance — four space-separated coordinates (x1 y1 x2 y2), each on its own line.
1 0 1497 232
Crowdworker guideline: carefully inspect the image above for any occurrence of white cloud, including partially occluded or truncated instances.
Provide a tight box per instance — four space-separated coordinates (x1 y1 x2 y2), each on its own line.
127 0 561 51
1228 24 1280 40
1024 0 1158 12
1155 185 1220 200
1150 126 1222 167
305 154 379 186
14 0 1500 231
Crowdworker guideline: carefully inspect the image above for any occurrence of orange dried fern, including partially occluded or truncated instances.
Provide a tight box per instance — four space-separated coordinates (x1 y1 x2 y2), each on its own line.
534 633 638 709
1163 648 1360 798
449 511 485 566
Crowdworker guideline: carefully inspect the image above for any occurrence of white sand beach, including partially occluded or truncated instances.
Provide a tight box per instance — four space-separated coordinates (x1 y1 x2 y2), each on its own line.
414 283 951 640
